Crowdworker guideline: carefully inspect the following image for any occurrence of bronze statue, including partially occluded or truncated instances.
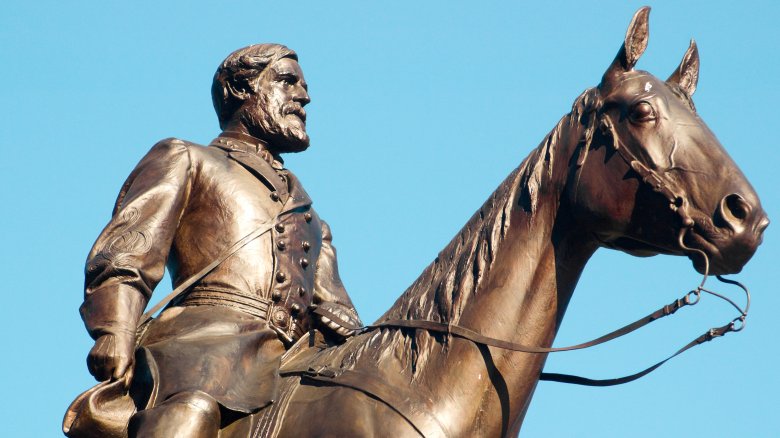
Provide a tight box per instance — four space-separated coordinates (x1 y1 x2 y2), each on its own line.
64 44 362 437
66 7 767 438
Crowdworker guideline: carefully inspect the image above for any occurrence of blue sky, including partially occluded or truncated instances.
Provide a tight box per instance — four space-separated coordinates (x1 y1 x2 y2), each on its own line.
1 1 778 436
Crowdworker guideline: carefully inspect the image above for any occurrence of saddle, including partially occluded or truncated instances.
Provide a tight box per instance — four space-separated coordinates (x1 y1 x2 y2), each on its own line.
247 326 451 438
62 330 329 438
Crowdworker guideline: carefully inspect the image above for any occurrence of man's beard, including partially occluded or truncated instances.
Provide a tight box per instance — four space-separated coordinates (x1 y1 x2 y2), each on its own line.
241 94 309 153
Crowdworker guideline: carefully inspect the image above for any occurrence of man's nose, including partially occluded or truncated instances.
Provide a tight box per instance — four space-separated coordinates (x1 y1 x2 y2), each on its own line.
295 86 310 106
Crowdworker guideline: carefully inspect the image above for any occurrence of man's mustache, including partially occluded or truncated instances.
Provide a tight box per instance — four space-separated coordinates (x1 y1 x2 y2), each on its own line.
282 102 306 123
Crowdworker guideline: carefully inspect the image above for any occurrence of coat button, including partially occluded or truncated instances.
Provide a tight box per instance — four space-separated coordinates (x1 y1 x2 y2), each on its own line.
276 272 287 283
276 240 286 250
300 258 309 268
270 192 280 202
301 241 311 252
291 303 302 314
275 223 285 233
297 286 306 297
271 290 282 301
304 212 312 223
273 310 288 327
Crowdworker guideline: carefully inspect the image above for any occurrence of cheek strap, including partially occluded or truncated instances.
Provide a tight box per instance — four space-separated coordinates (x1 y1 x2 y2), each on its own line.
598 114 695 231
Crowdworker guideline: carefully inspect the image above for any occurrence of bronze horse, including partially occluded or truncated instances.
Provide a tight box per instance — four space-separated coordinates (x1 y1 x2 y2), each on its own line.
222 7 768 437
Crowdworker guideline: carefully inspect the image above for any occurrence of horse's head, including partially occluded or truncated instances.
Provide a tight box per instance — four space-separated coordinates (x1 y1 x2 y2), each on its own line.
567 7 768 275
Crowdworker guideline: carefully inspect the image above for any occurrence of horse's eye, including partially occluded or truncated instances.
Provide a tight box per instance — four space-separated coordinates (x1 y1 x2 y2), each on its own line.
629 101 656 123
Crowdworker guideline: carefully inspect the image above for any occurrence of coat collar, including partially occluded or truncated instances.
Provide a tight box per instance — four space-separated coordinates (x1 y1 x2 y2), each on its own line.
210 134 288 200
209 134 312 212
215 131 285 167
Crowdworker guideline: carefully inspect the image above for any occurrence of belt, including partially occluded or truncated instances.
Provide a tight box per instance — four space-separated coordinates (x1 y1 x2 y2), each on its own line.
181 287 309 343
182 287 272 321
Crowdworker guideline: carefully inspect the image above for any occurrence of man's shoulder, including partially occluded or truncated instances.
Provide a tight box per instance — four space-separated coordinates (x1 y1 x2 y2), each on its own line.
126 138 231 183
144 137 227 164
148 137 203 154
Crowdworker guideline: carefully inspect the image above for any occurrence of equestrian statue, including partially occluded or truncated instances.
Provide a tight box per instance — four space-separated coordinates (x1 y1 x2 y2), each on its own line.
64 7 768 438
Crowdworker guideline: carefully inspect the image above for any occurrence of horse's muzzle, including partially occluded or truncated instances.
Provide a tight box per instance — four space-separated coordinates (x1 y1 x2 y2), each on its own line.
707 193 769 274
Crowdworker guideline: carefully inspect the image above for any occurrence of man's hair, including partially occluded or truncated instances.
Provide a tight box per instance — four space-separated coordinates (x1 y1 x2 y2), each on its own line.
211 44 298 129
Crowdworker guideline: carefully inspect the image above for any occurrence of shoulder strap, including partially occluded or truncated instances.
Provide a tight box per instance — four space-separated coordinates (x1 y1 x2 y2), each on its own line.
138 145 296 328
137 217 277 326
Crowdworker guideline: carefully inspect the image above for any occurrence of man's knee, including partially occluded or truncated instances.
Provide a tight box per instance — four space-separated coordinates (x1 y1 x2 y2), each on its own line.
129 390 221 438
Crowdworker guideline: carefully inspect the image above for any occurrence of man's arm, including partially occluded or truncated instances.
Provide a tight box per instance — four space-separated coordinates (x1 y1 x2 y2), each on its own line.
312 220 362 337
81 138 193 382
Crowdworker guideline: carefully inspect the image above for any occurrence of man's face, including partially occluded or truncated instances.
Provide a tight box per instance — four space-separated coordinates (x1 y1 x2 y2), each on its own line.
241 57 311 153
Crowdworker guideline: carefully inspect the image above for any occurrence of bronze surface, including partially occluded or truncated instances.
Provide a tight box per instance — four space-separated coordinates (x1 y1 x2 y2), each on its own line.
65 7 767 438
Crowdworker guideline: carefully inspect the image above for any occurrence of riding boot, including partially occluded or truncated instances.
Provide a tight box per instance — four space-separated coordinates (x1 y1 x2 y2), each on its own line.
128 390 220 438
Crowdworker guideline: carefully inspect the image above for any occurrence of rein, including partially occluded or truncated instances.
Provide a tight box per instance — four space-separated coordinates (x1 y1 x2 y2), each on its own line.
312 264 750 387
307 107 752 386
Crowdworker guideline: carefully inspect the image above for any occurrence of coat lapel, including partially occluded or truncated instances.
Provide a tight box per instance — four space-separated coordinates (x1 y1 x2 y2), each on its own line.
280 171 312 214
209 136 313 213
210 138 289 202
227 150 289 201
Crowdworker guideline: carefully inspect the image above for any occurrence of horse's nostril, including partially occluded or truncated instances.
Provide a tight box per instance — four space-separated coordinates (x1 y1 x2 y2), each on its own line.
723 194 749 222
757 216 770 234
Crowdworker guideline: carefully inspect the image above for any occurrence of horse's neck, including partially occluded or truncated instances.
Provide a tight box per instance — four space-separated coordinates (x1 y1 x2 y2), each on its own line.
412 113 596 436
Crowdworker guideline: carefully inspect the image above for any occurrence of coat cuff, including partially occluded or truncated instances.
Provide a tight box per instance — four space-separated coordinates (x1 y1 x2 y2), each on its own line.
80 284 146 340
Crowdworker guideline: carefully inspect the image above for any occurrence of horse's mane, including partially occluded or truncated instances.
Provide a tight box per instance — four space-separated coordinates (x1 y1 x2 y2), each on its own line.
378 164 526 324
379 88 596 326
312 89 595 377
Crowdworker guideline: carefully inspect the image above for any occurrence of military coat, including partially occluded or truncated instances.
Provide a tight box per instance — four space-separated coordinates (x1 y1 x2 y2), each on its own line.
80 134 358 412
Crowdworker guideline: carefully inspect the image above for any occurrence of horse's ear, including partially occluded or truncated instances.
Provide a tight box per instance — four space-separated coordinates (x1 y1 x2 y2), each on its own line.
667 39 699 96
603 7 651 83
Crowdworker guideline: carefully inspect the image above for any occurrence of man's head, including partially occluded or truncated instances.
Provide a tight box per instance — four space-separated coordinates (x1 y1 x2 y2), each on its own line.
212 44 311 153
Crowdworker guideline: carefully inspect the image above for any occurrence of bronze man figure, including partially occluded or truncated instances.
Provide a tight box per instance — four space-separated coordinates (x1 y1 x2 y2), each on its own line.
76 44 361 437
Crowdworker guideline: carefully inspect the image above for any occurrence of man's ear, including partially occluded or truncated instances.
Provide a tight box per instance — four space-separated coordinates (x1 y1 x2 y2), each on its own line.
226 81 252 102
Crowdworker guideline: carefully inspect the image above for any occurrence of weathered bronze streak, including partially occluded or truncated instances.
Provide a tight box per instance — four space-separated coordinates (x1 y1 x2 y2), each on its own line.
66 7 767 438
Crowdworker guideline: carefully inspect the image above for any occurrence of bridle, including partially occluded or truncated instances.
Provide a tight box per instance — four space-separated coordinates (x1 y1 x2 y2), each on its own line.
303 94 752 386
280 95 752 437
529 95 751 384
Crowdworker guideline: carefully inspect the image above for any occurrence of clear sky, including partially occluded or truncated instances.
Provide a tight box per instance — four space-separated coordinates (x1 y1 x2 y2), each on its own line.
1 1 778 436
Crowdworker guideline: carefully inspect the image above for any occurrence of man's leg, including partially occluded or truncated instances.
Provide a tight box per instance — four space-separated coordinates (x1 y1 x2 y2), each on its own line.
128 390 220 438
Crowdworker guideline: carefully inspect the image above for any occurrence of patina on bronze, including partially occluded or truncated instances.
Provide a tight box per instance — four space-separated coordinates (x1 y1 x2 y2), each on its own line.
64 44 362 438
66 7 768 438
